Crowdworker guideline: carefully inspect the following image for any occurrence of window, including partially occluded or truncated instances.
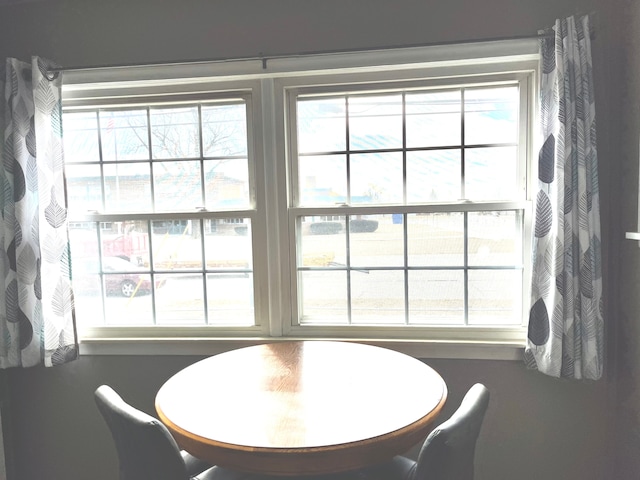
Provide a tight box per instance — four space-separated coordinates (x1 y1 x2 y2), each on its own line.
63 87 267 335
62 41 537 347
289 84 527 329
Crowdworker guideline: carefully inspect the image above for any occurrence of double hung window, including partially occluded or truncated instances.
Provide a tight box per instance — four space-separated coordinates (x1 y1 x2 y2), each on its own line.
287 83 529 334
62 41 537 347
63 84 268 336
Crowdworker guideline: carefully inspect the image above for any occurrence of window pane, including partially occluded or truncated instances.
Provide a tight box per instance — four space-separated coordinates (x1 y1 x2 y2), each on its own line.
204 219 253 270
65 164 103 212
407 150 461 202
468 211 522 266
408 270 464 325
104 287 155 325
465 87 518 145
468 270 521 325
299 271 348 323
407 213 463 266
73 276 105 326
351 152 402 204
102 221 149 265
300 216 345 268
207 273 254 325
350 215 402 267
151 220 203 270
103 163 152 212
70 226 105 326
100 110 149 161
298 98 346 154
351 270 405 324
299 154 347 206
348 94 402 150
63 111 100 163
465 146 518 200
204 158 250 209
155 273 205 325
202 103 248 157
406 90 461 148
154 160 202 211
150 106 200 159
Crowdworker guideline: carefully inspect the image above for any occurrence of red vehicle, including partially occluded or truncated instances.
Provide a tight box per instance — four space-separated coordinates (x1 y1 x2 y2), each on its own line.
101 233 149 266
73 256 165 298
70 230 149 266
101 256 165 297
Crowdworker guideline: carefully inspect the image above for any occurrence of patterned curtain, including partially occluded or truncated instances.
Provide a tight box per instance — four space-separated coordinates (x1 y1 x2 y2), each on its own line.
0 57 78 368
525 15 603 380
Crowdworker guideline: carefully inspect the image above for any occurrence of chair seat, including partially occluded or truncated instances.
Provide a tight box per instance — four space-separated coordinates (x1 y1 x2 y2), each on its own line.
183 451 214 478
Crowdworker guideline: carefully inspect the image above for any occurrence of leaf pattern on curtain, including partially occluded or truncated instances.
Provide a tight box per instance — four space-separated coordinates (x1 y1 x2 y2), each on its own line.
524 15 603 380
0 57 78 368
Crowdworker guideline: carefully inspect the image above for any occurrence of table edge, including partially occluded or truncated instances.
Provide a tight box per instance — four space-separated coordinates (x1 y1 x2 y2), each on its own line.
156 379 447 475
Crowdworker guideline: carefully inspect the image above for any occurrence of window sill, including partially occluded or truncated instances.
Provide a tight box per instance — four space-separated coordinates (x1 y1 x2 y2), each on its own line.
79 336 524 360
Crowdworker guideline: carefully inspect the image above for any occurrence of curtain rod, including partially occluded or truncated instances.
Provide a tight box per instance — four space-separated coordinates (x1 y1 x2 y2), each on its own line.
50 25 594 74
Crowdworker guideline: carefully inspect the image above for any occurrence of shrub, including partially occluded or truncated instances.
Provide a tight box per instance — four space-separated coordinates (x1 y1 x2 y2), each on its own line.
349 219 379 233
309 222 342 235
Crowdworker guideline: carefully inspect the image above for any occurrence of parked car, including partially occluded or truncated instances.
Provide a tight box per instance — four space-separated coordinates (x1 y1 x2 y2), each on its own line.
102 256 165 297
73 256 165 298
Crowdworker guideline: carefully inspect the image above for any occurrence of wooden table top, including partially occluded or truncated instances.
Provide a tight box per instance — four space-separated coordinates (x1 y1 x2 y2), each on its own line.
155 341 447 476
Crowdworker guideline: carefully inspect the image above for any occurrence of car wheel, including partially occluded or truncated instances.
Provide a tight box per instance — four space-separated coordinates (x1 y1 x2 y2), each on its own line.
120 280 137 297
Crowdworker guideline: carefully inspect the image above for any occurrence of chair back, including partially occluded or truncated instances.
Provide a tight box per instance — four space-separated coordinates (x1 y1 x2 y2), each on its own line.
413 383 490 480
94 385 190 480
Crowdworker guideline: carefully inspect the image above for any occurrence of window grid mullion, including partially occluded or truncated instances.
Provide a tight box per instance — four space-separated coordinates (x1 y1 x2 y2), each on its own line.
463 211 469 326
96 110 107 212
345 96 352 203
460 89 469 326
146 108 156 212
95 222 108 324
460 88 466 200
401 94 410 326
345 96 353 324
94 110 109 325
199 220 211 325
197 104 206 208
146 219 159 325
297 142 517 158
346 213 353 325
195 105 211 325
144 108 162 326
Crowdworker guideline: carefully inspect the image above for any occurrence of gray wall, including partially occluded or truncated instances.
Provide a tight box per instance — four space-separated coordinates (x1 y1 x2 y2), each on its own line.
0 0 605 68
7 356 610 480
0 0 632 479
613 0 640 477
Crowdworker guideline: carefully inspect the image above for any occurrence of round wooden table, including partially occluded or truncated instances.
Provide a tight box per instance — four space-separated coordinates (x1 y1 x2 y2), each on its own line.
155 341 447 476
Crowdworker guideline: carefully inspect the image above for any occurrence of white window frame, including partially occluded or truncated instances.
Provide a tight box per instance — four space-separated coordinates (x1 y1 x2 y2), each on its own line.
276 70 535 344
64 80 273 340
63 39 539 358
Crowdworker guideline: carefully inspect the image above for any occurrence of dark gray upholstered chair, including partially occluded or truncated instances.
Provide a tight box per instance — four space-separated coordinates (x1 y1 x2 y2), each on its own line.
356 383 490 480
94 385 215 480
